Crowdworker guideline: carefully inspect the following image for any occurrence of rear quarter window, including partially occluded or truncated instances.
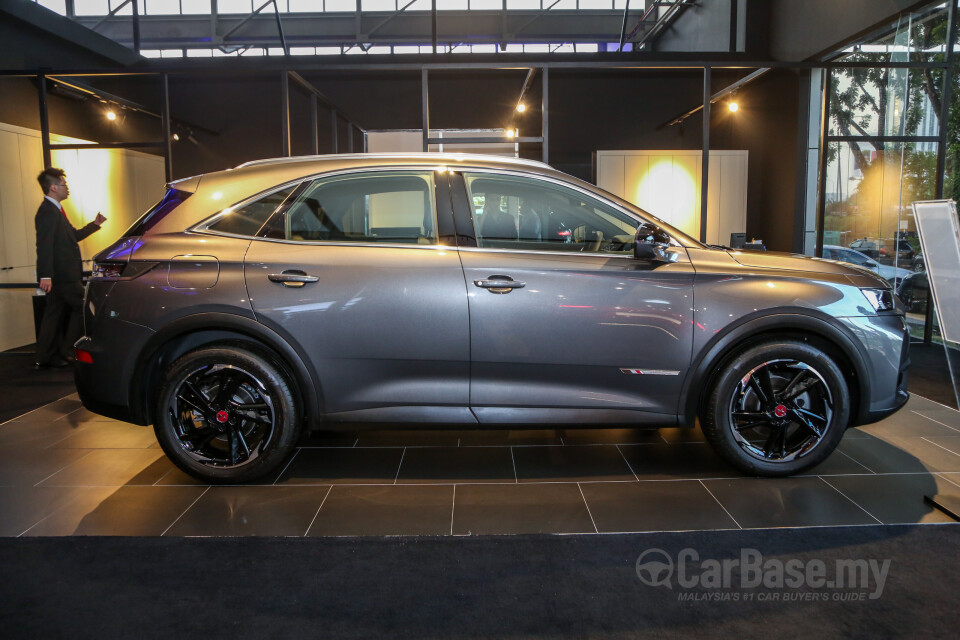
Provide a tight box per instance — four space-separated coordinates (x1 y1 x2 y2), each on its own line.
125 188 192 236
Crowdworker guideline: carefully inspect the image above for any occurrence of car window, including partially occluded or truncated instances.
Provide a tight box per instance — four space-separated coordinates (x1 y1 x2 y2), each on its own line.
262 171 437 244
207 186 297 237
463 172 641 254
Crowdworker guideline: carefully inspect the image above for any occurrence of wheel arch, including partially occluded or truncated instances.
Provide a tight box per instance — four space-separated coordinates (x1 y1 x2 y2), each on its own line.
129 312 323 429
680 310 872 429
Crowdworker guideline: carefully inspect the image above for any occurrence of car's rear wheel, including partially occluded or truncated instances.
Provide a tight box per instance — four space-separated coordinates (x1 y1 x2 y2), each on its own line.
154 346 299 483
701 340 850 476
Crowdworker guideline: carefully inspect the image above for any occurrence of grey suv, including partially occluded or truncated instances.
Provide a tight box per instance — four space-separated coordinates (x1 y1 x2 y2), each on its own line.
76 154 910 483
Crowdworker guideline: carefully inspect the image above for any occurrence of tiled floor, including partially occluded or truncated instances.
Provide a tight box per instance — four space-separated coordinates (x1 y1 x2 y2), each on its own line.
2 392 959 537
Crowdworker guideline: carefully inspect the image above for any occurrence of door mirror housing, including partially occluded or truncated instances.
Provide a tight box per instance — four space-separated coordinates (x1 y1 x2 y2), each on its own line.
634 222 678 263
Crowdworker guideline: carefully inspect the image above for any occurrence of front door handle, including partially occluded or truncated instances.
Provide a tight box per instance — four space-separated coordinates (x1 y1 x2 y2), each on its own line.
268 270 319 288
473 275 525 294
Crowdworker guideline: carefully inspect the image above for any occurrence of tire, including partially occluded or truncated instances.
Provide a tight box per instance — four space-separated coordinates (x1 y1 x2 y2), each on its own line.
154 346 300 483
701 340 850 477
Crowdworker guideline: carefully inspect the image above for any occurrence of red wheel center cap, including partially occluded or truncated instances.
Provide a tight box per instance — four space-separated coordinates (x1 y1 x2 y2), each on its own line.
774 405 788 418
216 410 230 423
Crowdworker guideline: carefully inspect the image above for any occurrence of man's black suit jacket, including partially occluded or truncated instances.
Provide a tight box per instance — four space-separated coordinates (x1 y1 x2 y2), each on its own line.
35 199 100 283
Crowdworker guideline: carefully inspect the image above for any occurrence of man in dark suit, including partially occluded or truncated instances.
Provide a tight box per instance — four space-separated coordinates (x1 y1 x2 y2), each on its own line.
34 167 106 369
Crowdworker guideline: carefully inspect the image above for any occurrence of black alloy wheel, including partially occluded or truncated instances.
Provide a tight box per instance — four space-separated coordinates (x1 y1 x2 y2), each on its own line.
702 340 850 476
155 346 299 483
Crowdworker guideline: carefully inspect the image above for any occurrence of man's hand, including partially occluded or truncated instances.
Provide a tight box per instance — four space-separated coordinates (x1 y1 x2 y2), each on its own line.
39 278 52 293
94 212 107 226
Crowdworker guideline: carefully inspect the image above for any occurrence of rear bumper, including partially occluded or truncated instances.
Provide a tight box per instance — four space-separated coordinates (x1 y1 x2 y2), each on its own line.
74 318 155 426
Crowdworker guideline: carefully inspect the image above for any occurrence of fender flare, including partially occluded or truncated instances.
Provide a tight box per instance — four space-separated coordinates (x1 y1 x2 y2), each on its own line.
130 312 323 428
679 309 872 427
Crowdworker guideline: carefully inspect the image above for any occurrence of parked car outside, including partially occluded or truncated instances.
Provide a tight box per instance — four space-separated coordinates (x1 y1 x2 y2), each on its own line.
822 245 912 286
75 154 910 483
851 236 916 267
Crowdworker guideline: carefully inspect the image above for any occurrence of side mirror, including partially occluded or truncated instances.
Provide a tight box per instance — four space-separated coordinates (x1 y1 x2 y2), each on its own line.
634 222 678 263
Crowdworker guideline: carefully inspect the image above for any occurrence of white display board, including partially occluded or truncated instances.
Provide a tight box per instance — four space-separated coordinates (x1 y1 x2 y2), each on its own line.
912 200 960 344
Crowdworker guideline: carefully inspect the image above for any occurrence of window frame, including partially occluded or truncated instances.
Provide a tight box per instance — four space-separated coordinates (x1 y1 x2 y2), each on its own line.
196 167 455 249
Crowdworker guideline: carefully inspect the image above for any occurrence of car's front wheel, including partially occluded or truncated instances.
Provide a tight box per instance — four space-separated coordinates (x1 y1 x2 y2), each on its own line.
154 346 300 483
701 340 850 476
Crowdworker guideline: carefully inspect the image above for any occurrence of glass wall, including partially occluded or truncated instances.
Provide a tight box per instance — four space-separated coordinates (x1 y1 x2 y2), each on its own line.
820 0 959 339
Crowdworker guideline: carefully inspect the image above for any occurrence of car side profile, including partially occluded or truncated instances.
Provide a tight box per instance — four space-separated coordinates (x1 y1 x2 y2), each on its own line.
75 153 910 483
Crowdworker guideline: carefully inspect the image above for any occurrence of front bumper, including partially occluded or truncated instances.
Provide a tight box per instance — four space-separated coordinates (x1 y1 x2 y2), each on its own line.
840 312 911 427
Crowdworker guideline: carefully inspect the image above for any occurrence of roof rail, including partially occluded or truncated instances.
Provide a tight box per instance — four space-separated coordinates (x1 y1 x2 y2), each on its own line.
234 152 552 170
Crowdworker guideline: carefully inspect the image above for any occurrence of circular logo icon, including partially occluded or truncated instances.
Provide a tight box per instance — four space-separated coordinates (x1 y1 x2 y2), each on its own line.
774 405 788 418
635 548 674 588
216 410 230 423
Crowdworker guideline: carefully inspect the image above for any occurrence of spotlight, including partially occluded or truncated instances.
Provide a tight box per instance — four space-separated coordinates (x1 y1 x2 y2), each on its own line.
516 103 526 113
106 110 117 121
728 101 739 113
172 133 180 141
506 128 516 139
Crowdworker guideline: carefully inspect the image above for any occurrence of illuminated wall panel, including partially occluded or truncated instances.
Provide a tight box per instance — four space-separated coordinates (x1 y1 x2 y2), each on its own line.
597 149 748 245
0 122 165 351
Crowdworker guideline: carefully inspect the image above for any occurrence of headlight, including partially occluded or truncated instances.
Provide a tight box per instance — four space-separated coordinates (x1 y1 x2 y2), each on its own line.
860 288 895 312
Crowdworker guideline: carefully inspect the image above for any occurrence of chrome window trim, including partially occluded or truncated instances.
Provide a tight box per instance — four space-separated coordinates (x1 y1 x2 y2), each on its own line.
456 245 690 262
247 236 455 251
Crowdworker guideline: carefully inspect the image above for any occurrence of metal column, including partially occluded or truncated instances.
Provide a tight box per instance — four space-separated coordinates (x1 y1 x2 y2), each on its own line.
541 67 549 164
280 71 290 157
700 65 710 244
38 74 51 168
161 73 173 181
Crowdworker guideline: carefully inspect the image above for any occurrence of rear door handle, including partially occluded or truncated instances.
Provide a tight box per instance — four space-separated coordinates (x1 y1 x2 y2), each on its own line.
268 270 319 287
473 276 525 294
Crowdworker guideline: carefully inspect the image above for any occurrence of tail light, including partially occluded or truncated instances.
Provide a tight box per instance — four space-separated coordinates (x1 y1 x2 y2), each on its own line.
91 261 125 279
75 348 93 364
90 260 158 281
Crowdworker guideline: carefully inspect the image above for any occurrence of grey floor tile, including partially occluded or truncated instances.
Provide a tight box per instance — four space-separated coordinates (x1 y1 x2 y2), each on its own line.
0 420 91 450
512 445 636 483
908 405 960 430
452 483 596 535
580 481 738 532
619 442 740 480
923 436 960 457
558 428 663 445
164 485 330 536
37 449 166 486
298 431 359 447
838 435 960 473
859 412 960 438
307 484 454 536
47 422 158 449
355 429 461 447
821 474 957 525
803 449 875 475
659 426 706 443
396 446 515 484
0 448 92 487
458 429 563 447
0 486 89 536
702 477 879 528
23 485 207 536
9 397 83 423
275 447 405 485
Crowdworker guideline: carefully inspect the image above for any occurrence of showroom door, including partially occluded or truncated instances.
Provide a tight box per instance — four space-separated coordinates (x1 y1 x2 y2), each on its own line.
452 170 695 424
245 169 472 421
